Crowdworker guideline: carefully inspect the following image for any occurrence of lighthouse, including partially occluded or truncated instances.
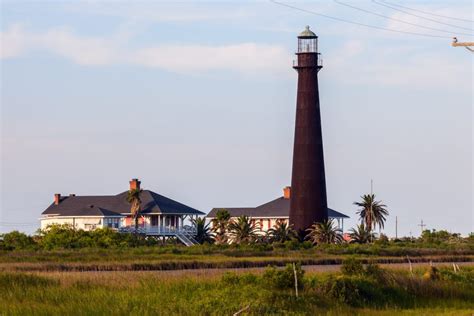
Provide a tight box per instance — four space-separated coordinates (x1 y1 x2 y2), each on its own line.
289 26 328 235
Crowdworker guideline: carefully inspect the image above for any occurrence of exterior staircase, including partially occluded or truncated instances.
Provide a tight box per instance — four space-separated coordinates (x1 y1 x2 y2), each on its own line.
176 232 198 246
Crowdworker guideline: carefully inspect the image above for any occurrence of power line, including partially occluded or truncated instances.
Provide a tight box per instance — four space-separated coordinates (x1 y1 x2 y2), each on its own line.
372 0 474 32
334 0 473 37
0 223 38 227
382 0 474 24
0 221 38 226
270 0 450 39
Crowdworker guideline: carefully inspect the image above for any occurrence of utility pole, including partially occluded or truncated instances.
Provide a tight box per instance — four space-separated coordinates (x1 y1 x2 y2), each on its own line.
395 216 398 239
418 219 426 235
452 38 474 52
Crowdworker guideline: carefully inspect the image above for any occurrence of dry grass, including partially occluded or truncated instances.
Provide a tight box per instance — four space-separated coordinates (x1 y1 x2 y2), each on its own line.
1 265 473 315
0 253 471 273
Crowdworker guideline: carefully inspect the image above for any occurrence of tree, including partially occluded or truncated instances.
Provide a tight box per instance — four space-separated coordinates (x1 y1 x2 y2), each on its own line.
0 231 36 250
354 194 388 232
191 217 213 244
227 215 259 244
305 219 343 245
348 223 375 244
267 220 297 243
126 188 143 233
211 209 231 244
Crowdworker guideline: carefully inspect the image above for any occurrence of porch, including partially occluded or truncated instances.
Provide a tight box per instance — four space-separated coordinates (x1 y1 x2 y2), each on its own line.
118 225 196 236
119 214 200 245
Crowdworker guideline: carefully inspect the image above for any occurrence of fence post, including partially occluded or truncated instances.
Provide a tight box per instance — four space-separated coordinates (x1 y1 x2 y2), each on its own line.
293 263 299 298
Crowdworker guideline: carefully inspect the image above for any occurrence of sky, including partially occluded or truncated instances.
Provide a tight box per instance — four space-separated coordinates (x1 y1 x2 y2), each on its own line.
1 0 472 237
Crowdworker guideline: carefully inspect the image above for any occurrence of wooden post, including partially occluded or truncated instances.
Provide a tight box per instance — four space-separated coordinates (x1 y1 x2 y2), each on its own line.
293 263 299 298
406 255 413 276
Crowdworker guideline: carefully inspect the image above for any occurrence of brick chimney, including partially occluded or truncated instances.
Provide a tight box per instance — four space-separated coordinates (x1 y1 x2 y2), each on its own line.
283 186 291 199
129 178 141 191
54 193 61 205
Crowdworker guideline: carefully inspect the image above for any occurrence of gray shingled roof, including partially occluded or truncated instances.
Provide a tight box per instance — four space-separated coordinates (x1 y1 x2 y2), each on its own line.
207 197 349 219
42 190 204 217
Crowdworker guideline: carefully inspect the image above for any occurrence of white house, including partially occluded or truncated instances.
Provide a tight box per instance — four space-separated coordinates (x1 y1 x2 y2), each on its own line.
207 186 349 234
40 179 204 245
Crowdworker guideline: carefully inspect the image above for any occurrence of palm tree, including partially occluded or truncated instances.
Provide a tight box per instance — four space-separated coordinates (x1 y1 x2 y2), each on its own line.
191 217 213 244
354 194 388 232
227 215 259 244
211 209 231 244
267 220 297 243
126 188 142 233
305 219 343 245
348 223 375 244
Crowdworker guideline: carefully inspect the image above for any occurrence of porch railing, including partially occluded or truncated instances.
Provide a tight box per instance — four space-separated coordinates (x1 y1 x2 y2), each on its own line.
118 225 196 236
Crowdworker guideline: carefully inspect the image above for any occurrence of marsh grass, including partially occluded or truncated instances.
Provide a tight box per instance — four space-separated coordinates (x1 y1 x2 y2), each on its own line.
1 246 472 273
1 266 473 315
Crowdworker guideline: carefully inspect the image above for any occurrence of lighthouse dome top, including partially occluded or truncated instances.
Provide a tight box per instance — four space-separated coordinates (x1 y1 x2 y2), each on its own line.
298 26 317 38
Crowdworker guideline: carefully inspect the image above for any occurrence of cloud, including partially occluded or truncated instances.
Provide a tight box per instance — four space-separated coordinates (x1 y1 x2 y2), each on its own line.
0 24 290 75
326 39 470 91
0 23 27 59
132 43 289 73
62 2 255 23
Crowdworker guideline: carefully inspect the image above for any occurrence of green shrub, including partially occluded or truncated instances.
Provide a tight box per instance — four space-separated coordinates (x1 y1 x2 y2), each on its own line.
0 231 36 250
423 266 440 281
320 276 364 306
221 272 258 285
374 233 389 245
262 263 304 290
439 268 474 285
340 258 364 276
363 262 388 282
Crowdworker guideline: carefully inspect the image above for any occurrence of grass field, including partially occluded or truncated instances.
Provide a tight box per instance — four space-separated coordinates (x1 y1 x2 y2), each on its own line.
1 245 472 272
1 264 473 315
1 237 473 314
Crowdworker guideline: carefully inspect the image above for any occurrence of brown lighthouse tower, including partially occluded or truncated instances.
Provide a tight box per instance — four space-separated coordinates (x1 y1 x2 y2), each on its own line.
289 26 328 235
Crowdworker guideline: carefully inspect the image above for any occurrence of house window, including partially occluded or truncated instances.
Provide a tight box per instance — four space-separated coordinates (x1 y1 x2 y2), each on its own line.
151 215 158 226
105 218 113 228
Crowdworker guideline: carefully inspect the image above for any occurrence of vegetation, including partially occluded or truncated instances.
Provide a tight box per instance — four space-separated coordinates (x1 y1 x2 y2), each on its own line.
349 224 375 244
306 219 343 245
354 194 389 232
267 221 297 243
0 231 36 250
126 188 143 232
191 217 213 244
1 226 472 258
211 209 231 244
1 262 473 315
227 215 259 244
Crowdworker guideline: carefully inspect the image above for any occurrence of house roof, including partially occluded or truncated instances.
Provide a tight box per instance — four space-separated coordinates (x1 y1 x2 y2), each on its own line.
42 190 204 217
207 196 349 219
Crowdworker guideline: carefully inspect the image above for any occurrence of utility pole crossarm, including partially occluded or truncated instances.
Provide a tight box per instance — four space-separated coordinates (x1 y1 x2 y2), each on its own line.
451 42 474 47
451 38 474 52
